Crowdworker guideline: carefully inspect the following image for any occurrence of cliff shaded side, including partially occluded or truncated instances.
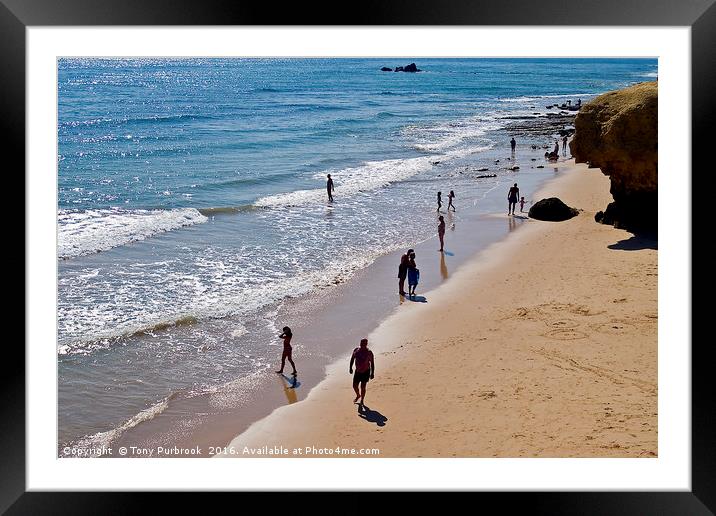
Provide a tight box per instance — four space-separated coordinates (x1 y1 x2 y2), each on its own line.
570 81 657 231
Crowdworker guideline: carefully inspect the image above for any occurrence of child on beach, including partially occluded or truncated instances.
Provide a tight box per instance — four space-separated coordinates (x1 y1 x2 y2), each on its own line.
407 252 419 297
276 326 297 376
519 197 527 212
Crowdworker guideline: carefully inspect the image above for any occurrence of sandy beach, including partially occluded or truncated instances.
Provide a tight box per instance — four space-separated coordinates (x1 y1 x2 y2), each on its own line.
219 161 658 458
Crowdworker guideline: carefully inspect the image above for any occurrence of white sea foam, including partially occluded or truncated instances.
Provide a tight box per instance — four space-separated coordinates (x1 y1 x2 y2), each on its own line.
405 116 503 153
58 208 208 258
498 93 594 103
254 156 435 208
61 395 171 456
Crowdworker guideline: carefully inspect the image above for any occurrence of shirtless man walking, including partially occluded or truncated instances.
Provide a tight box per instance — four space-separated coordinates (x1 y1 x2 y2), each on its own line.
349 338 375 405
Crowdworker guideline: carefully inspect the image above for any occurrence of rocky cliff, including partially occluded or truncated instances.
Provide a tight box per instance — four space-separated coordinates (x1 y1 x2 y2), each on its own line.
570 81 657 230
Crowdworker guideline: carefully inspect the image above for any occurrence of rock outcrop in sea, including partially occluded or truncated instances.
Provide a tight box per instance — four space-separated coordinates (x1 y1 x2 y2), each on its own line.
381 63 421 72
570 81 657 230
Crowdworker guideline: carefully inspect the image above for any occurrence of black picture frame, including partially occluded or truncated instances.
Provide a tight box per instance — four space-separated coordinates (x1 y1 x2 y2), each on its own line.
5 0 710 511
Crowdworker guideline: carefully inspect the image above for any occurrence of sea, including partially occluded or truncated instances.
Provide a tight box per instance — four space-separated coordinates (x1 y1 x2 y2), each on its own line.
57 57 658 455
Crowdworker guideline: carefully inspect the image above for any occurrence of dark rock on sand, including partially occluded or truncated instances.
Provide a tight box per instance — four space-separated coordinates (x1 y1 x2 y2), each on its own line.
477 167 489 172
476 174 497 178
380 67 393 72
570 81 657 231
528 197 579 222
594 202 620 225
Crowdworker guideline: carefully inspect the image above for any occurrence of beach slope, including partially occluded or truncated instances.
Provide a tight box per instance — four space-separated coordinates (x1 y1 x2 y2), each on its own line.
220 162 657 458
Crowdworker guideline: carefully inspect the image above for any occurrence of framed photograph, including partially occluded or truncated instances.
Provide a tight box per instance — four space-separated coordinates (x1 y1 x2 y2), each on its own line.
7 0 710 511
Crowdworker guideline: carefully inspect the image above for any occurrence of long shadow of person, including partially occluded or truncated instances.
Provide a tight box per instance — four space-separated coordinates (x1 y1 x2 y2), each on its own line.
358 404 388 427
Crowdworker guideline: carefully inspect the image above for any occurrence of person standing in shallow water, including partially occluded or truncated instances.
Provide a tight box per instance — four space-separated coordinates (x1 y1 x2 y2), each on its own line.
275 326 297 375
326 174 335 201
508 183 520 215
562 135 568 155
407 251 419 297
398 249 412 296
447 190 456 211
349 338 375 405
438 215 446 252
510 137 516 153
436 191 442 212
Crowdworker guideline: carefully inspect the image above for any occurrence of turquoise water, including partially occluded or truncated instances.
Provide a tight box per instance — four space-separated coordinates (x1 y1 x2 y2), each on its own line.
57 58 657 451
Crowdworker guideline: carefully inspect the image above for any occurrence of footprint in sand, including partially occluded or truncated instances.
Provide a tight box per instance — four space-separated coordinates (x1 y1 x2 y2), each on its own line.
543 328 588 340
592 319 637 335
546 318 579 329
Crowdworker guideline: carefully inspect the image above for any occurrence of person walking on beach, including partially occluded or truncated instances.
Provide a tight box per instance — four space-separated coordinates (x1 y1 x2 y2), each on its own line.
519 196 527 213
438 215 446 252
553 140 560 155
508 183 520 215
275 326 297 376
407 251 419 297
436 191 442 212
447 190 456 211
510 137 516 152
398 249 412 296
326 174 335 202
349 338 375 405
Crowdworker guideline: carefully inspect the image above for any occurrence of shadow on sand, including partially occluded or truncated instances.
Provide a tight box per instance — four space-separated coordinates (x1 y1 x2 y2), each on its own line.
608 232 658 251
278 374 300 404
405 295 427 303
357 404 388 427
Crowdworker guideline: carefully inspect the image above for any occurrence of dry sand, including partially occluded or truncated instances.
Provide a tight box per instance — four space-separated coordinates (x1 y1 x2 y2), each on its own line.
219 162 657 458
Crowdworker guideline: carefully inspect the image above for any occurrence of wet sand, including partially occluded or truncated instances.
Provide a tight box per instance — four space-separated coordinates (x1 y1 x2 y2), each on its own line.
110 147 561 456
218 161 658 458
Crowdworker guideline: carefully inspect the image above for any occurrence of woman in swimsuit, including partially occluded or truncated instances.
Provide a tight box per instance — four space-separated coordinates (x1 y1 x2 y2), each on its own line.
276 326 297 375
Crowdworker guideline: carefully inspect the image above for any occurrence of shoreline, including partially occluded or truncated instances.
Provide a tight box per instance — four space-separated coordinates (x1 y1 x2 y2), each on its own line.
101 145 565 457
218 161 657 458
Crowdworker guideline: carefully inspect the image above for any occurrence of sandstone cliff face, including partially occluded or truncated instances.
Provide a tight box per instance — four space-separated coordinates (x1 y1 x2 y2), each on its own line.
570 81 657 230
